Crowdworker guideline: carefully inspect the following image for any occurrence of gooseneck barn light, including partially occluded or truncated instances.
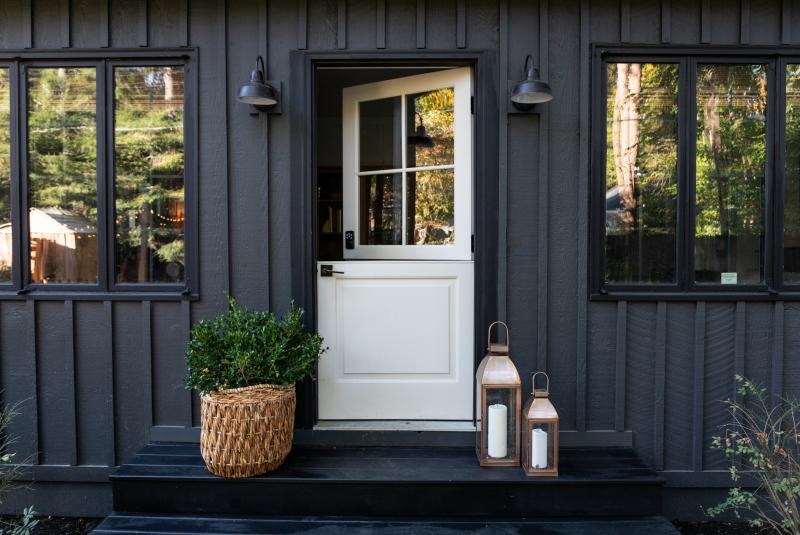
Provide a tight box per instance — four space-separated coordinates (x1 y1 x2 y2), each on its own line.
510 55 553 110
409 112 435 148
237 56 279 112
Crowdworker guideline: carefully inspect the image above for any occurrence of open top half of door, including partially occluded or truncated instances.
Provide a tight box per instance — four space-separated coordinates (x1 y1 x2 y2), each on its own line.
342 67 473 261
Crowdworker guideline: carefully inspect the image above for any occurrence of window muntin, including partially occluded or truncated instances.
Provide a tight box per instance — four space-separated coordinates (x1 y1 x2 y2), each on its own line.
0 69 11 282
27 67 98 284
114 66 185 284
695 64 766 286
604 62 679 284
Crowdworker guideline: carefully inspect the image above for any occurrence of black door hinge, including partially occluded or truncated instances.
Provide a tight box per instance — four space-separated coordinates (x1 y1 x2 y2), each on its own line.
471 234 475 253
471 96 475 114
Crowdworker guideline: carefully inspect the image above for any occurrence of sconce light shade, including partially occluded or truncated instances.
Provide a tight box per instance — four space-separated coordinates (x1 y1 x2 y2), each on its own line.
510 55 553 110
408 113 435 148
237 56 279 111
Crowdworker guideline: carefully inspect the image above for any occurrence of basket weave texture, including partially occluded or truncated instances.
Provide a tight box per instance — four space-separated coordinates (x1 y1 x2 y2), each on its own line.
200 383 296 478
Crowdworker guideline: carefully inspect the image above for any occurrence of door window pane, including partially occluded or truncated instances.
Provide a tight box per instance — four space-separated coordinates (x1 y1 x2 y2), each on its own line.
27 67 97 284
406 169 454 245
114 66 185 284
360 173 402 245
406 87 454 168
695 64 766 285
359 97 401 172
785 65 800 283
0 69 11 281
605 63 679 284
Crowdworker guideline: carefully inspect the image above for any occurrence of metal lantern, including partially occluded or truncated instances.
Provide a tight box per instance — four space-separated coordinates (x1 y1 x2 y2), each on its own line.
521 372 560 476
475 321 521 467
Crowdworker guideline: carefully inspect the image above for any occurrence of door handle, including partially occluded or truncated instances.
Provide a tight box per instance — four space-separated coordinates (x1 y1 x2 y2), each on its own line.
321 264 344 277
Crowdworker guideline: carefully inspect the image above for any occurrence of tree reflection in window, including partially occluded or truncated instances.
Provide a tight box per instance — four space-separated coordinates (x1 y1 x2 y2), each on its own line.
785 65 800 283
114 66 185 284
695 64 766 285
27 68 98 284
605 63 679 284
0 69 10 281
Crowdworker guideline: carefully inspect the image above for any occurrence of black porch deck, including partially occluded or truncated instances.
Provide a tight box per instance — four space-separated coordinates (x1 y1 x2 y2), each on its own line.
94 443 677 534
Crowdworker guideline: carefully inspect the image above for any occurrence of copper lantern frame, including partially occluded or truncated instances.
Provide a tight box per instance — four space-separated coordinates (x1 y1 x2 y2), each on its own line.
521 371 560 477
475 322 522 467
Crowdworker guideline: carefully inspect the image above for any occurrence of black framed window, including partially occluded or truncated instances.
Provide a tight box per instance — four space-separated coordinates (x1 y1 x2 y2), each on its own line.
593 48 800 297
0 53 195 296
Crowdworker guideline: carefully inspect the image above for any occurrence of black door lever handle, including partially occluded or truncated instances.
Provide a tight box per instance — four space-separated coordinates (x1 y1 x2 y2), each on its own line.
321 265 345 277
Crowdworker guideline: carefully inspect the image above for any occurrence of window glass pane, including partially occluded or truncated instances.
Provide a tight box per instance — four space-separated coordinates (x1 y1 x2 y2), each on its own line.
114 66 185 284
360 173 402 245
406 87 454 168
605 63 679 284
695 64 766 285
785 65 800 283
0 69 11 282
359 97 401 172
406 169 454 245
28 67 97 284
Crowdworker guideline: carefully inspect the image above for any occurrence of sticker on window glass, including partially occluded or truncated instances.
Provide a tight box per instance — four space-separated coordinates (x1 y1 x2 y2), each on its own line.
721 272 738 285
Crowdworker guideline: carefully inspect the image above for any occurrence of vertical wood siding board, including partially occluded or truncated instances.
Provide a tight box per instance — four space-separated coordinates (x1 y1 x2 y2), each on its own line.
64 300 77 466
259 0 268 67
416 0 426 48
772 302 785 408
620 0 630 42
614 301 627 432
692 301 706 472
337 0 346 49
734 302 746 403
701 0 711 43
575 0 590 432
661 0 671 43
61 0 70 48
104 301 115 467
179 0 189 46
783 0 792 44
99 0 109 47
28 300 39 464
376 0 386 48
653 301 667 471
142 301 153 441
740 0 750 44
298 0 308 49
23 1 32 48
138 0 148 47
456 0 466 48
221 0 232 295
536 0 549 373
497 0 508 323
182 300 192 428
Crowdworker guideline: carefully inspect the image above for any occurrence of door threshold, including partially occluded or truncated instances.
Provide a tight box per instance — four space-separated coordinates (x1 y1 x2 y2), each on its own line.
314 420 476 432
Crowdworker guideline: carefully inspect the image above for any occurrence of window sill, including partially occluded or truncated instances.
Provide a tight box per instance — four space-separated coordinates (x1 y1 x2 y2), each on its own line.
591 291 800 302
0 290 199 301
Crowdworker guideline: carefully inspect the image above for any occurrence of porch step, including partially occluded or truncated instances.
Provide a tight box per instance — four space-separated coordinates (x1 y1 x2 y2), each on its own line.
92 513 679 534
110 444 664 519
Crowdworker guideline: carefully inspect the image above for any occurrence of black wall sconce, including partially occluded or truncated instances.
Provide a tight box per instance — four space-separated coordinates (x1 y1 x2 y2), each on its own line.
237 56 282 114
408 112 435 148
509 55 552 113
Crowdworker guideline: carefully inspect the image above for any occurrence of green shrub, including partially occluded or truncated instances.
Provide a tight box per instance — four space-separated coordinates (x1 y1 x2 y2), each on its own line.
185 297 324 395
708 375 800 534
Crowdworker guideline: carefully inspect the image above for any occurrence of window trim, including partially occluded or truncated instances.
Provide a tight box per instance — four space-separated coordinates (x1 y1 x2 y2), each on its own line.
591 45 800 300
0 49 197 296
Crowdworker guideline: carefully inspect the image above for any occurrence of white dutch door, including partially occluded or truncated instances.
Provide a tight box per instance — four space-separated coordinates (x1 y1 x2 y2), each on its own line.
317 67 474 421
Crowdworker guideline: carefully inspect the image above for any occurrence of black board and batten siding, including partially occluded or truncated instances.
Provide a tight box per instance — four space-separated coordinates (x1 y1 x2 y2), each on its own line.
0 0 794 520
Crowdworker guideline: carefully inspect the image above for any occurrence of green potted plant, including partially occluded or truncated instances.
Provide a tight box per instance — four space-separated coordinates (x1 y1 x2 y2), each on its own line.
185 297 324 478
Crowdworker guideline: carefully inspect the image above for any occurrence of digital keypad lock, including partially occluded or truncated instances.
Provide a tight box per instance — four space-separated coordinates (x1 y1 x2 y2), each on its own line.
345 230 355 249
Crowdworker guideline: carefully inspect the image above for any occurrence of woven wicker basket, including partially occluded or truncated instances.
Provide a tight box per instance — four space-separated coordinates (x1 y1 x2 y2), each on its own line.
200 383 296 478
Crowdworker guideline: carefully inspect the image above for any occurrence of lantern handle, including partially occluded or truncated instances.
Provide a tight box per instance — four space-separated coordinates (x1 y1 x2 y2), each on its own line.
487 321 510 350
532 371 550 395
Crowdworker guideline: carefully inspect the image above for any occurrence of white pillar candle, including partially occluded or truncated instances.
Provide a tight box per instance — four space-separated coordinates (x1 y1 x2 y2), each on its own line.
531 428 548 469
487 404 508 458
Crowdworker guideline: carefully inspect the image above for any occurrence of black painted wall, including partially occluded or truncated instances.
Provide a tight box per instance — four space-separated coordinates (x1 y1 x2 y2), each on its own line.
0 0 795 520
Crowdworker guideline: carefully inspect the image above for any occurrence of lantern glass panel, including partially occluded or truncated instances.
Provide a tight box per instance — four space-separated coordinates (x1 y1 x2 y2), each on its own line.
524 420 557 473
479 387 518 462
